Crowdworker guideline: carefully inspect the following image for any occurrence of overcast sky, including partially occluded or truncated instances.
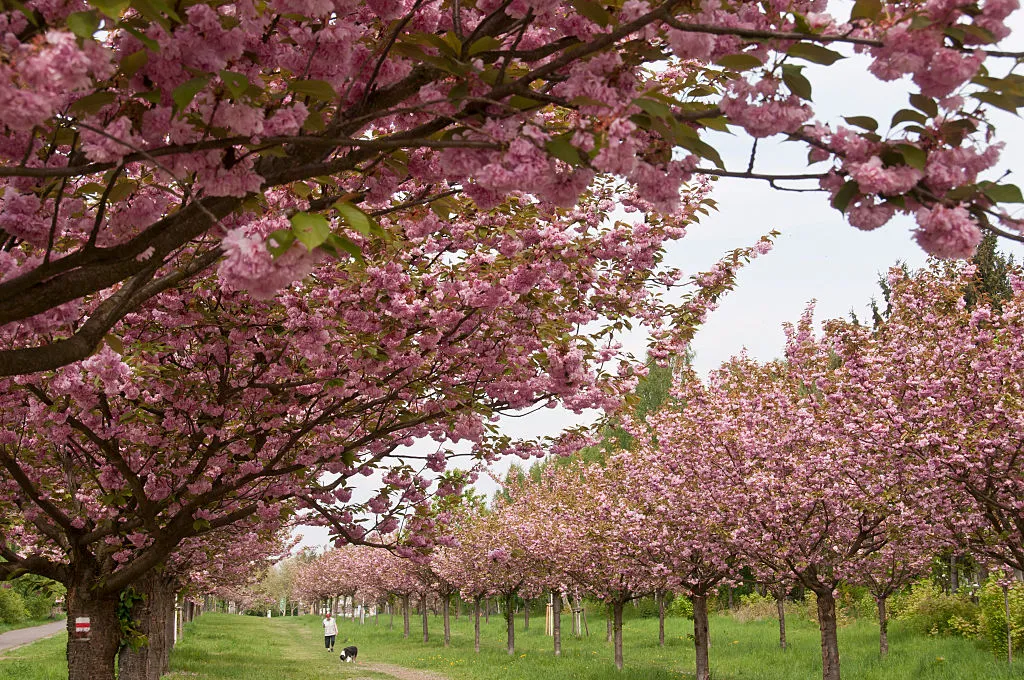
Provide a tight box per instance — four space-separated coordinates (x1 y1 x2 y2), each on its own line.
294 22 1024 552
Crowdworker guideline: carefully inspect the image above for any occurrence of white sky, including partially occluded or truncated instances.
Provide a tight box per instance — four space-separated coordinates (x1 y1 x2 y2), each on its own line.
294 17 1024 552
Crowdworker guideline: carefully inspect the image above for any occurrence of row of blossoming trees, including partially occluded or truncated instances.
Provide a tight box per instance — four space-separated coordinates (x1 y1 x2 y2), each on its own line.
295 260 1024 680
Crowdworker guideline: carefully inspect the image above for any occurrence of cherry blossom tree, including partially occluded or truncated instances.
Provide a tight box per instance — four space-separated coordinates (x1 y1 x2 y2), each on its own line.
1 0 1022 376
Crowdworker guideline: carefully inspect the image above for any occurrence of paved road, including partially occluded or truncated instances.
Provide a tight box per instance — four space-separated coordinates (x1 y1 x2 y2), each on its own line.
0 620 65 653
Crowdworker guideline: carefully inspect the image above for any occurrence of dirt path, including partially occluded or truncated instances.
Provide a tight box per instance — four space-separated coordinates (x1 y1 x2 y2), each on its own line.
0 620 65 654
355 662 450 680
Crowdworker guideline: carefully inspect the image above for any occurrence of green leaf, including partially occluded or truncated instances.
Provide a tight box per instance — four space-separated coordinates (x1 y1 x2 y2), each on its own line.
981 181 1024 203
333 200 384 238
290 79 337 101
893 143 927 171
786 43 844 65
67 10 100 38
782 64 812 100
325 233 364 261
634 97 675 119
219 70 249 99
850 0 882 20
289 212 331 251
172 76 210 110
890 108 927 127
571 0 612 26
467 36 502 56
973 90 1024 114
266 229 296 258
545 135 583 165
909 93 938 118
715 53 764 71
119 50 149 79
130 0 181 24
192 519 211 531
843 115 878 131
68 91 116 116
90 0 130 18
832 180 860 213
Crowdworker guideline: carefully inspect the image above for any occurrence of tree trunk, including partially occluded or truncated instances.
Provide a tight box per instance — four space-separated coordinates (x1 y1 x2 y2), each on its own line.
693 594 710 680
505 594 515 656
65 579 121 680
421 595 429 643
1003 585 1011 663
474 596 482 653
728 587 734 611
402 594 411 639
606 611 612 643
613 600 624 671
658 591 666 647
877 596 888 658
118 573 176 680
442 595 451 647
524 599 530 631
777 587 787 651
950 554 958 593
485 597 490 624
815 589 842 680
553 592 562 657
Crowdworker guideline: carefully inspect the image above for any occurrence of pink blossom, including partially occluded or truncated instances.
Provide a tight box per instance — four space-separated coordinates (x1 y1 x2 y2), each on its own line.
913 204 982 258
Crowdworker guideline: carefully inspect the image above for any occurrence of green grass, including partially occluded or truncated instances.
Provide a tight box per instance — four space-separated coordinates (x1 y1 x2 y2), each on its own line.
2 608 1023 680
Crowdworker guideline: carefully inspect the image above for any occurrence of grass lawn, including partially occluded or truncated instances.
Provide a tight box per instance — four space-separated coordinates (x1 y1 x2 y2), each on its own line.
2 607 1022 679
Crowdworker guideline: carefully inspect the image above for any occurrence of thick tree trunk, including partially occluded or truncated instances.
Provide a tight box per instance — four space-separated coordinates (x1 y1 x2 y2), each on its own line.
402 594 411 638
552 592 562 657
66 580 121 680
816 589 842 680
658 592 666 647
877 596 888 658
505 594 515 656
777 587 787 651
474 596 482 653
613 600 624 671
693 594 711 680
118 573 176 680
442 595 451 647
421 595 429 643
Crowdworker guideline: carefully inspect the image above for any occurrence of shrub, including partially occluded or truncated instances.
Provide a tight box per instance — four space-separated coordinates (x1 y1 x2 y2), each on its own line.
667 595 693 619
978 579 1024 657
894 579 978 637
0 586 28 625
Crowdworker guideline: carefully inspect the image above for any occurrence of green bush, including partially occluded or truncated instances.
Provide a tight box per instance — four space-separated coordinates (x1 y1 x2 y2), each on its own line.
667 595 693 619
978 579 1024 657
894 579 978 637
0 586 28 624
21 592 53 620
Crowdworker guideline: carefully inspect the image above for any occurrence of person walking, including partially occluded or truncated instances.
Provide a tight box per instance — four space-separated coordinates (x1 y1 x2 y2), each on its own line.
323 612 338 652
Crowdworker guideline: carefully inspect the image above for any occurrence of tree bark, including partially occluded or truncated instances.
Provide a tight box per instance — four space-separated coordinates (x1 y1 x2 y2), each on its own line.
442 594 451 647
658 591 666 647
816 589 842 680
950 554 958 593
118 573 176 680
505 593 515 656
877 596 888 658
524 598 530 631
613 600 624 671
421 595 429 643
552 592 562 657
728 587 734 611
402 594 411 638
693 594 711 680
65 579 121 680
485 597 490 624
777 587 787 651
474 596 482 653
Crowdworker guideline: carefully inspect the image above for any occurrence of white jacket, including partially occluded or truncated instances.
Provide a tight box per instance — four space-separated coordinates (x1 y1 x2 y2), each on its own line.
322 617 338 636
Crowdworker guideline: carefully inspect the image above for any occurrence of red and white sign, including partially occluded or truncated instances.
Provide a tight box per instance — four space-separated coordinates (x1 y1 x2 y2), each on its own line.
73 617 90 640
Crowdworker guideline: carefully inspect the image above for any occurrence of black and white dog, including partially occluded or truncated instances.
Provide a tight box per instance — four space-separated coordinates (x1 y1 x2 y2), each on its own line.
339 645 358 663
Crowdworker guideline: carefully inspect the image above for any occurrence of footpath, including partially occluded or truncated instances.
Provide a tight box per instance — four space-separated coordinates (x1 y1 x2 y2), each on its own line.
0 620 65 654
